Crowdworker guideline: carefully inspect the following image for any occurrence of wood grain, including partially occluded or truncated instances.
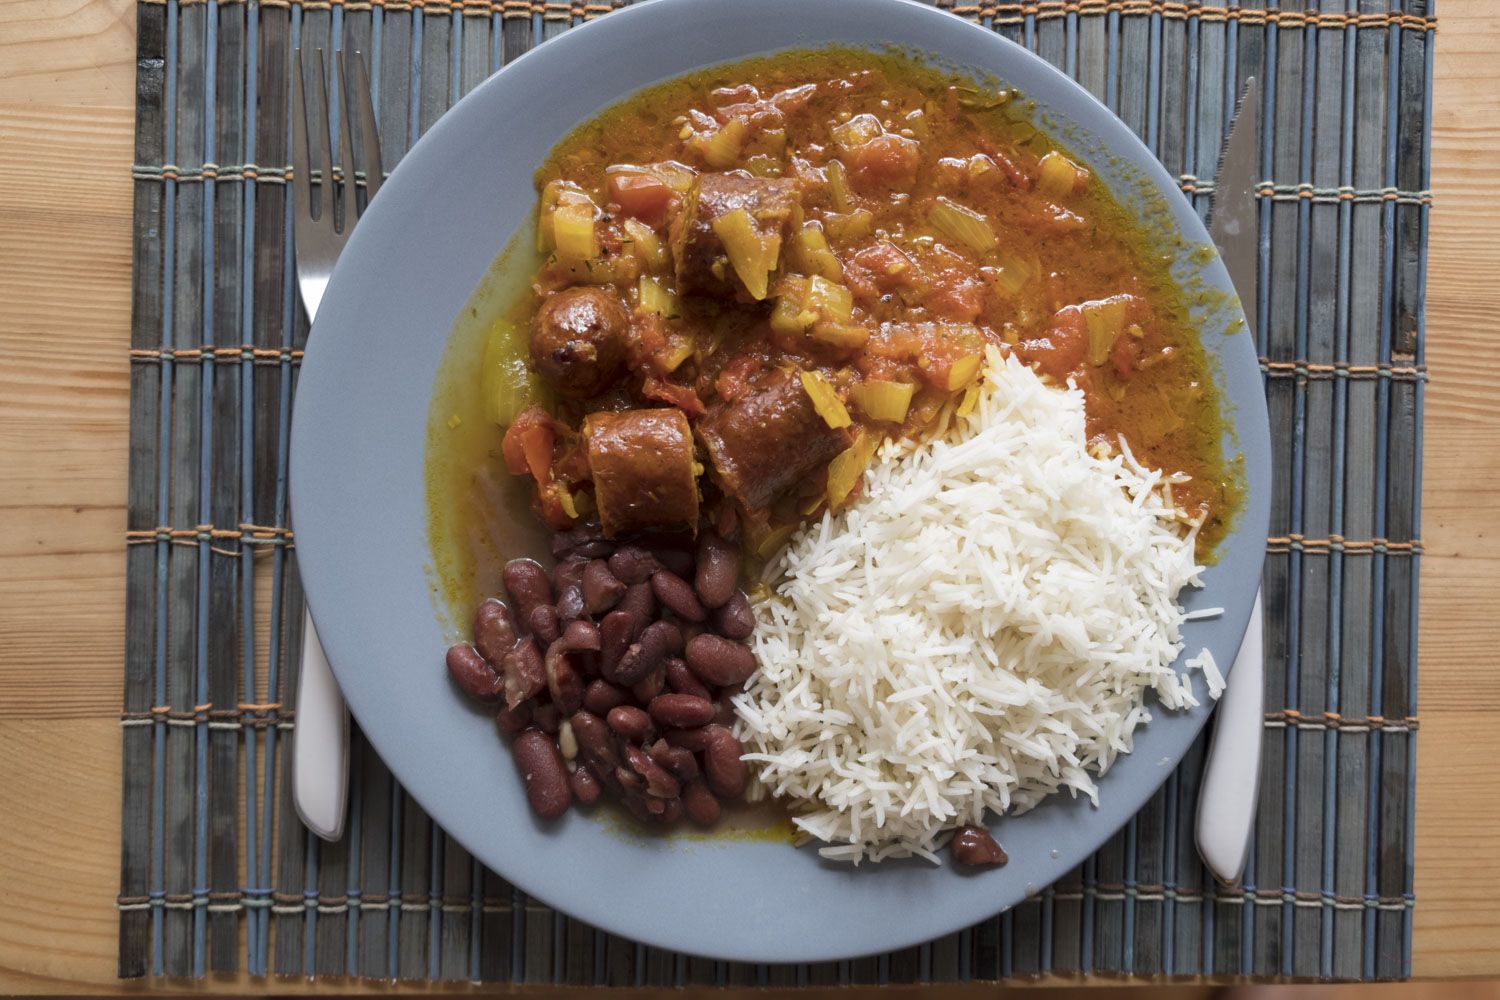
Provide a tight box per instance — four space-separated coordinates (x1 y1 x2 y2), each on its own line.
0 0 1496 991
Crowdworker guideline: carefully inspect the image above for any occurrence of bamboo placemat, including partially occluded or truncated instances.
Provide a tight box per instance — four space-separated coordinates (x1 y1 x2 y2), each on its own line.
118 0 1432 983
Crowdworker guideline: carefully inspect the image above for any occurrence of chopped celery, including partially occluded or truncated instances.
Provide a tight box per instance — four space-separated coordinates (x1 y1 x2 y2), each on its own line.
990 249 1037 296
711 207 776 300
798 369 852 429
771 296 808 336
810 322 870 349
806 275 853 322
823 209 874 241
825 158 852 212
556 488 580 520
826 430 879 509
1081 296 1128 366
659 335 695 372
641 160 696 193
1037 151 1086 197
622 218 668 272
754 523 797 558
481 317 545 425
703 117 749 169
946 353 982 390
637 275 681 318
928 196 997 254
849 380 915 423
551 201 598 263
745 154 783 177
791 224 843 281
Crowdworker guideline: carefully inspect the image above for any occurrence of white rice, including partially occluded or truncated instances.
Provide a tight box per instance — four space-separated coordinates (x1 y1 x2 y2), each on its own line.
732 348 1218 864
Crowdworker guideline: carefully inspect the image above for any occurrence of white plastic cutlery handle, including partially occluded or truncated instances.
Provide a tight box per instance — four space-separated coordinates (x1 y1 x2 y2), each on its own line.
292 609 350 841
1196 590 1264 885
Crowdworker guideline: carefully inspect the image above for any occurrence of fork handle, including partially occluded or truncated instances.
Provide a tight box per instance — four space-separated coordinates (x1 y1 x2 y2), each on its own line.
1196 590 1264 885
292 609 350 841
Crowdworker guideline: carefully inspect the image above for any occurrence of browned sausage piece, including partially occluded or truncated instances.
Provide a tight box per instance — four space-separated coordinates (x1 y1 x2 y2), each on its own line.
529 286 630 398
584 408 701 537
696 370 850 516
669 173 799 297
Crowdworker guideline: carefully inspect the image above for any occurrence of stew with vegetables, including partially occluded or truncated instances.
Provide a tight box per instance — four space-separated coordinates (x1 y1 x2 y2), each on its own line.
488 48 1237 556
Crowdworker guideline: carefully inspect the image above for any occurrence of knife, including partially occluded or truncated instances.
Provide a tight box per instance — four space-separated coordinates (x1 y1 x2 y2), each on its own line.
1195 77 1263 886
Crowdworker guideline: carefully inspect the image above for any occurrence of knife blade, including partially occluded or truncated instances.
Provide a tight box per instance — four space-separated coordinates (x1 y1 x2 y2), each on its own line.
1195 77 1263 887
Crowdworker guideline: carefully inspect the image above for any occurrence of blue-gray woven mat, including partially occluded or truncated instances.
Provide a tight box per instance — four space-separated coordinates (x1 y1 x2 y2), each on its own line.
119 0 1431 983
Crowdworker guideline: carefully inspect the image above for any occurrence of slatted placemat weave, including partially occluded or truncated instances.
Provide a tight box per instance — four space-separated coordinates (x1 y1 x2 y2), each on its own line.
119 0 1431 983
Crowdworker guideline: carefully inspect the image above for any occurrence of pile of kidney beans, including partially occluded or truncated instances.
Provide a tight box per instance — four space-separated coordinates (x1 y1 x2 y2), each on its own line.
444 522 758 826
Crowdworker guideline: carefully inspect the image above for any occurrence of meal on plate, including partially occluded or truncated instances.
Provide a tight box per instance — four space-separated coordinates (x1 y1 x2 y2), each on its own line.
436 48 1240 865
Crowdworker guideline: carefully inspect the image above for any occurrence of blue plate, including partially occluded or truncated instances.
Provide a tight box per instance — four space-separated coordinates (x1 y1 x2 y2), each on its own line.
291 0 1270 963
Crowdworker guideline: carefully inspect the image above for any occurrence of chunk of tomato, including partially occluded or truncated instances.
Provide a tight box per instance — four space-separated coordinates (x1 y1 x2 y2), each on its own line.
849 134 921 192
501 406 557 483
1016 305 1087 381
607 172 674 227
924 271 986 323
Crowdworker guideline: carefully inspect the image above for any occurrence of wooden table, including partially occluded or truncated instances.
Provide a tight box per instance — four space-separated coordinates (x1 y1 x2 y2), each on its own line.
1 0 1495 991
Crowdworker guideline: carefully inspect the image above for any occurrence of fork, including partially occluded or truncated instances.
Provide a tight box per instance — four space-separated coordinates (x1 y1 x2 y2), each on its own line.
289 46 384 841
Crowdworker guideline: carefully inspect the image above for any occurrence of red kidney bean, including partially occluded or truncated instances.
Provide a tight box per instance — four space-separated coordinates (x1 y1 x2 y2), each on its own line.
648 693 716 729
650 742 700 782
527 604 561 645
651 570 707 622
657 797 684 824
543 638 582 716
624 744 681 799
494 701 532 735
473 599 519 665
711 590 755 641
701 725 747 798
617 582 655 626
582 679 629 716
606 705 654 743
513 729 571 819
633 530 695 575
631 665 666 704
532 702 561 734
607 545 659 585
500 637 546 708
446 643 502 701
663 727 709 752
682 780 722 826
685 633 758 686
569 710 622 786
644 794 666 816
598 610 636 677
582 559 626 614
615 765 647 797
665 658 712 701
694 531 740 609
553 558 588 622
560 619 601 652
951 825 1008 867
569 765 602 806
609 619 680 686
552 521 612 560
713 698 738 728
503 559 553 619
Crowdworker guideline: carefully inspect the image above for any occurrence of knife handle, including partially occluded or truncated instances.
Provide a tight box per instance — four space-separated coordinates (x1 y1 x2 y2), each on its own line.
1196 591 1264 885
292 609 350 841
